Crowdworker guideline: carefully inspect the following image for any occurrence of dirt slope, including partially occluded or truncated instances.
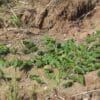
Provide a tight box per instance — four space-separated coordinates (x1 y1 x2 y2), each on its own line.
34 0 100 39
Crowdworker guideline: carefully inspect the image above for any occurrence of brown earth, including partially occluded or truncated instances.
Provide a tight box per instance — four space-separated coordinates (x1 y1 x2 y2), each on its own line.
0 0 100 100
0 0 100 40
34 0 100 39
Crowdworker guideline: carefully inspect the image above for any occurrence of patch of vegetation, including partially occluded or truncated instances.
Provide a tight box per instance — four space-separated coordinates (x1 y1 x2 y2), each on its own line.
0 58 10 67
11 11 21 27
29 75 45 84
63 81 73 88
33 31 100 85
20 60 33 70
10 59 23 68
68 75 85 85
44 68 55 79
0 31 99 85
95 30 100 37
85 36 96 43
0 44 9 56
33 55 45 68
22 41 38 54
0 67 5 79
10 59 33 70
9 48 17 54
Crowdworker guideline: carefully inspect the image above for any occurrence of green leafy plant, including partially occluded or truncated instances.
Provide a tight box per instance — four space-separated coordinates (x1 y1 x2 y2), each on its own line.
63 81 73 88
44 68 55 79
0 44 9 56
10 59 23 68
33 55 45 68
0 58 10 68
29 75 45 84
95 30 100 37
74 66 85 75
0 31 99 87
20 60 33 70
85 36 95 43
10 59 33 70
32 33 99 85
68 75 85 85
44 35 56 53
37 51 44 56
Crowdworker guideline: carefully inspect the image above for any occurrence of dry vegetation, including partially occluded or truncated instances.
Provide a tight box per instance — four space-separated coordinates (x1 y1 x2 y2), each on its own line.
0 0 100 100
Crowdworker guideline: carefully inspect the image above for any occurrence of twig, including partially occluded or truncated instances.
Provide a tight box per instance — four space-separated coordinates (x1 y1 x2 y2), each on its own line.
72 89 100 97
6 27 39 35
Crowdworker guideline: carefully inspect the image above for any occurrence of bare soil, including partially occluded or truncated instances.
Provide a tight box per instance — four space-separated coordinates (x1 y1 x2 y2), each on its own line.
0 0 100 100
